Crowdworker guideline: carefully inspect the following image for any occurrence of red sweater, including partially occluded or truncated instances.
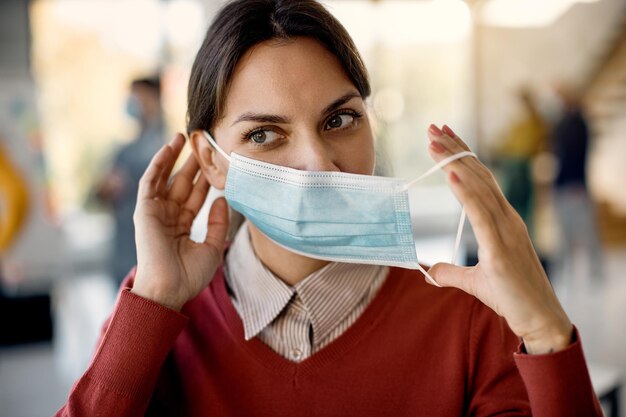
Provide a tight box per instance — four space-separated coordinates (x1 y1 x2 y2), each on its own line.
56 267 601 417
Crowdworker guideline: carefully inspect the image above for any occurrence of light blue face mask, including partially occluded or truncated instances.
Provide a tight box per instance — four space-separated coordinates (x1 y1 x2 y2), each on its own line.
125 95 143 120
203 131 476 286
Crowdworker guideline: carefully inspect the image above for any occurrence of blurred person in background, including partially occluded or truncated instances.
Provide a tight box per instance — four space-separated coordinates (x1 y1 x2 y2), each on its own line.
494 87 548 235
95 76 166 285
550 83 603 280
57 1 601 416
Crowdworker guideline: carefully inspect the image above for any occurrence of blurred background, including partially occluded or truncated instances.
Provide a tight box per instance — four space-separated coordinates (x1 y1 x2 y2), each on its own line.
0 0 625 415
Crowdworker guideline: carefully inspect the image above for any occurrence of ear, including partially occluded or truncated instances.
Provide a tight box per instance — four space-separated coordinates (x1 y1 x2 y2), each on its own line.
188 130 227 190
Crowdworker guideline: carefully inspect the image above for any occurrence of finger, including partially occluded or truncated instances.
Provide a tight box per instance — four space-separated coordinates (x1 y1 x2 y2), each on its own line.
138 139 180 201
427 125 512 217
178 175 211 229
427 262 478 294
185 175 211 216
441 124 471 152
155 133 186 198
428 124 486 175
425 132 506 246
436 126 505 197
204 197 229 250
446 176 528 274
426 125 502 214
169 154 201 204
446 170 505 250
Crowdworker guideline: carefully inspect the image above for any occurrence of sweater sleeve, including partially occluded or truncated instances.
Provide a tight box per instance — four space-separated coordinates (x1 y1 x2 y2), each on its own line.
513 327 603 417
466 302 602 417
54 271 188 417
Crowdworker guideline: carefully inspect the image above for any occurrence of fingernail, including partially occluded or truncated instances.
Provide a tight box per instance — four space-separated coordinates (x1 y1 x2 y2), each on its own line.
450 171 461 183
442 125 456 137
429 140 446 154
428 124 443 137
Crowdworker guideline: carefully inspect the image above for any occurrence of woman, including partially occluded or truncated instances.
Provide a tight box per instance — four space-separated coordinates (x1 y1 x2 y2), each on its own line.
57 1 601 416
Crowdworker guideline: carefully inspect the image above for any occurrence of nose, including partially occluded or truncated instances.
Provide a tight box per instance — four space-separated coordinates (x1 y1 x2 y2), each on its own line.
294 134 340 172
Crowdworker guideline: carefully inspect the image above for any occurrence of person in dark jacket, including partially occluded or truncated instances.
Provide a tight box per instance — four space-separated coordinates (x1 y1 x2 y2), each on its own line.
551 83 603 281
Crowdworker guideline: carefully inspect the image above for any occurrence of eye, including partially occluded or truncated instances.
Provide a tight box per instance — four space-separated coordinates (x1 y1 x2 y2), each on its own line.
244 128 283 145
324 111 362 131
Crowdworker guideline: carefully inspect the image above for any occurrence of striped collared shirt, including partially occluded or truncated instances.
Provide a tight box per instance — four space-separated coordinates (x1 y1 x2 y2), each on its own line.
224 223 388 362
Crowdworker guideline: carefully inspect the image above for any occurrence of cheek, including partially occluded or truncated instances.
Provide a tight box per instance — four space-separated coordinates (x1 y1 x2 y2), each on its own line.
336 131 376 175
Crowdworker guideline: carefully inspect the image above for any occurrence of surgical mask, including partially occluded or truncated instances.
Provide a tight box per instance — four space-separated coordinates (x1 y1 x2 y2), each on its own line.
203 131 476 286
125 95 143 120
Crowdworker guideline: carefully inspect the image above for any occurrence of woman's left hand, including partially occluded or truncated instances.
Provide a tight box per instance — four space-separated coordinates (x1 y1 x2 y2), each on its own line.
426 124 572 355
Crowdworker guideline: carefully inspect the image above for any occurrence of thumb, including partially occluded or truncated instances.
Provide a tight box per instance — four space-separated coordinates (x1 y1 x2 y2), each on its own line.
427 262 476 294
204 197 229 252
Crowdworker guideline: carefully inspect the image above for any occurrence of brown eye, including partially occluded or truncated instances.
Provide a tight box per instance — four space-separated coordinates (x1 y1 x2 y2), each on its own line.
324 112 359 131
327 115 344 129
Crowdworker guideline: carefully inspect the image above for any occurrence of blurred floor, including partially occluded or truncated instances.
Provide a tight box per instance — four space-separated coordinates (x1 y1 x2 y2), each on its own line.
553 246 626 417
0 248 624 417
0 343 71 417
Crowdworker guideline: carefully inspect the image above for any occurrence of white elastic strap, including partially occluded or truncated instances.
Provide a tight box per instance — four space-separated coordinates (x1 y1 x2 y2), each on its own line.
203 130 232 162
407 151 477 286
403 151 477 190
417 263 441 287
418 208 465 289
452 208 466 266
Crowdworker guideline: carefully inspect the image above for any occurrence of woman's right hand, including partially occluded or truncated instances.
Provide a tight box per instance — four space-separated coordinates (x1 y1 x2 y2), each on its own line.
131 133 229 311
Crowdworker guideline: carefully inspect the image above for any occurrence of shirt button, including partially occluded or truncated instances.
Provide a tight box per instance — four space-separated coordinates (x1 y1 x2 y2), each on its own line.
290 348 303 361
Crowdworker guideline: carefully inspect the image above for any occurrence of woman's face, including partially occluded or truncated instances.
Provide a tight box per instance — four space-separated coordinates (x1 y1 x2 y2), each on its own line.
195 36 375 188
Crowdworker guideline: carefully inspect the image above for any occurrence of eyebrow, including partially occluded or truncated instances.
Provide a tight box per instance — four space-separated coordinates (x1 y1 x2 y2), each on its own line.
321 91 361 116
231 113 290 126
230 91 362 127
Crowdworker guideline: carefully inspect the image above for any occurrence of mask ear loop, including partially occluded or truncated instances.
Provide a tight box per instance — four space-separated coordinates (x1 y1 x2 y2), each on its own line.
451 209 466 266
202 130 232 163
404 151 477 287
403 151 476 189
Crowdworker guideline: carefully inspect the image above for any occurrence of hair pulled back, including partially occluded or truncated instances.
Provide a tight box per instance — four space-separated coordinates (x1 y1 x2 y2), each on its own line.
186 0 370 134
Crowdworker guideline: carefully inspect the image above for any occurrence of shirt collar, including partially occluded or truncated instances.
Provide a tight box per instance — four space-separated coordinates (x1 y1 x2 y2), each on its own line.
224 222 387 343
225 223 294 340
294 261 386 343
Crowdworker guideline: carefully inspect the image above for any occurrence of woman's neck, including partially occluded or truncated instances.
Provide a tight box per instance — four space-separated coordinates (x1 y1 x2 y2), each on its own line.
247 223 330 286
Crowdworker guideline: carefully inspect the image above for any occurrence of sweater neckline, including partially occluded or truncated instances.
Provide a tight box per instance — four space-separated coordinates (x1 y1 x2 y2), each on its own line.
223 222 388 344
210 266 406 377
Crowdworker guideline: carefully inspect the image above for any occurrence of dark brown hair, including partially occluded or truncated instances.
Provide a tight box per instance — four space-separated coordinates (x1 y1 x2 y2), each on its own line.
131 75 161 97
186 0 370 134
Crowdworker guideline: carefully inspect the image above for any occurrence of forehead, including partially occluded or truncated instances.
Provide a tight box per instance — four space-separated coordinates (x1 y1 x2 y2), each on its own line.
223 37 357 119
